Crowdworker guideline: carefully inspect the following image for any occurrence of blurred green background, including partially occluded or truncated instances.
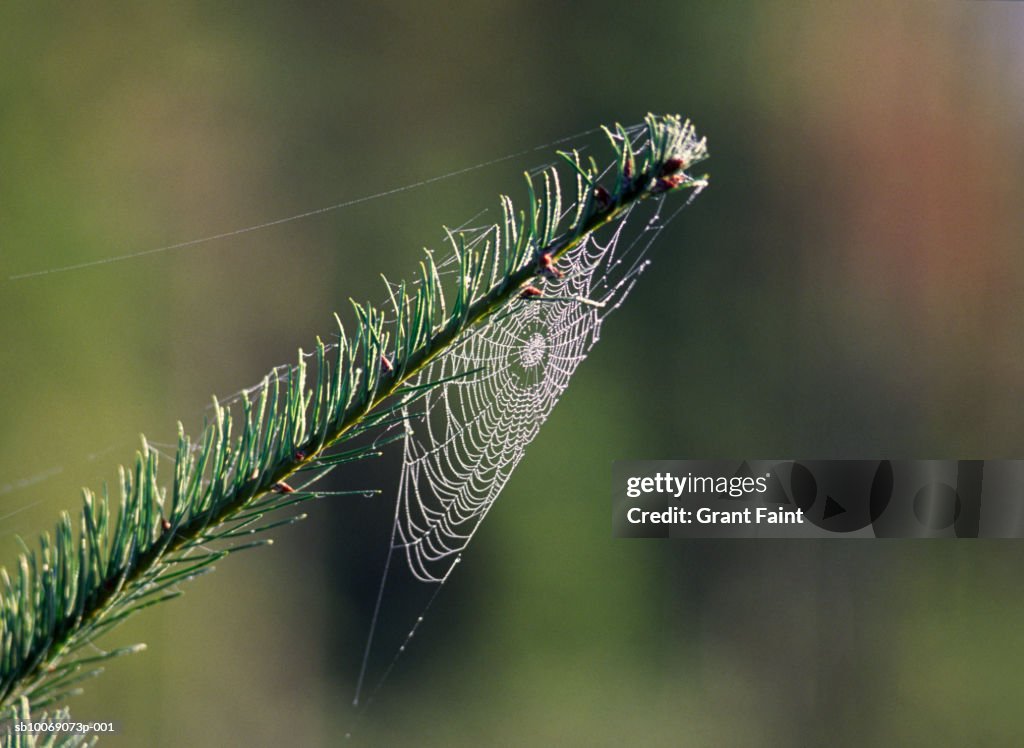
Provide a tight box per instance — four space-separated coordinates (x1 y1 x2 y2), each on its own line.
3 2 1024 745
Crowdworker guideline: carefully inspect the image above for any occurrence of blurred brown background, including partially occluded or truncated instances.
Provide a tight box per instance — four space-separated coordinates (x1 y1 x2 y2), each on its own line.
2 2 1024 745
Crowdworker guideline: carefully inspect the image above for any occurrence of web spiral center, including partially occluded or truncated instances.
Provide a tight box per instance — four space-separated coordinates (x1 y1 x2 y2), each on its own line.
519 332 547 369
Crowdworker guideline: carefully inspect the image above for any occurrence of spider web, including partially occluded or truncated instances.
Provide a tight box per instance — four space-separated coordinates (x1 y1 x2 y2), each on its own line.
354 161 700 704
394 220 639 583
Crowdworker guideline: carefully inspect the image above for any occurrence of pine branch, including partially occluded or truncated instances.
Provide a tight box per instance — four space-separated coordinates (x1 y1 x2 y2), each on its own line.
0 114 708 716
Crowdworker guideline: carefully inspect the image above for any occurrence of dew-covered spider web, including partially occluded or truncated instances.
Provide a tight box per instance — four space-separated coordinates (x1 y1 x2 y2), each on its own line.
354 136 705 704
395 220 638 584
